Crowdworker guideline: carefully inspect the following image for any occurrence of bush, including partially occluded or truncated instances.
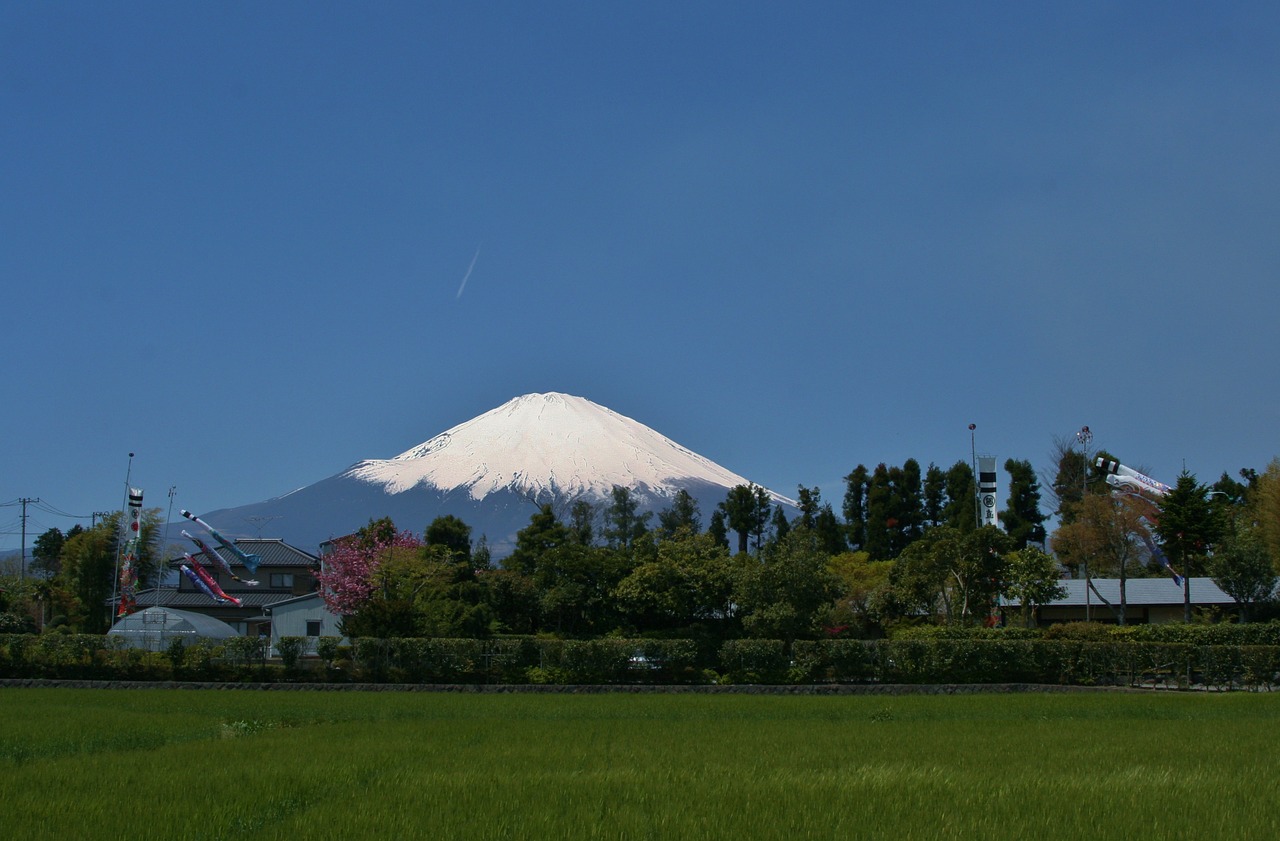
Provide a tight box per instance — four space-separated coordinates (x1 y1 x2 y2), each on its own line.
718 639 789 684
277 637 306 670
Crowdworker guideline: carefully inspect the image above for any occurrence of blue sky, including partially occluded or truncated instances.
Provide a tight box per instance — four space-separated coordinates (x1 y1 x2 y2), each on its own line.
3 2 1278 552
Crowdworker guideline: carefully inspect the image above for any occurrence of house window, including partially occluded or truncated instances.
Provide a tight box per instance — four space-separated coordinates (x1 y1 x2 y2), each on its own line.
306 620 322 637
269 573 294 589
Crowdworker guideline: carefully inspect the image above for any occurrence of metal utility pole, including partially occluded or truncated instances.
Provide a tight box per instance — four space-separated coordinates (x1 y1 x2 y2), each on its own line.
969 424 979 529
18 497 39 581
1076 426 1092 622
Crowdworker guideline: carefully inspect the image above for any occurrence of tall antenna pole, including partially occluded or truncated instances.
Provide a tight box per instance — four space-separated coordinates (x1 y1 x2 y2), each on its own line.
157 485 177 606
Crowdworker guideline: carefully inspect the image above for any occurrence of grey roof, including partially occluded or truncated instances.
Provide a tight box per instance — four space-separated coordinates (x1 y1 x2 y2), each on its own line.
1004 577 1235 608
169 538 319 571
263 592 327 611
132 587 302 610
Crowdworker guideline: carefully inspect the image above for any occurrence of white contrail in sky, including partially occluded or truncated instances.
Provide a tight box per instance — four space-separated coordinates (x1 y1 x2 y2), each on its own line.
456 246 481 299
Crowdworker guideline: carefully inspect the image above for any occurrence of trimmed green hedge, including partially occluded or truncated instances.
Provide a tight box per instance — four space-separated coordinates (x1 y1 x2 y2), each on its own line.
2 633 1277 690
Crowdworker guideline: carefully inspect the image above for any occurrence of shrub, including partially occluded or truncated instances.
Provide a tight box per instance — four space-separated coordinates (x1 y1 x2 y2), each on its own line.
277 637 306 671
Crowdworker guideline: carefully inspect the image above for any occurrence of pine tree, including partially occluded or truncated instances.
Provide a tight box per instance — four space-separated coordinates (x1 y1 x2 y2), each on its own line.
657 489 701 538
842 465 869 551
1156 472 1224 622
1000 458 1047 549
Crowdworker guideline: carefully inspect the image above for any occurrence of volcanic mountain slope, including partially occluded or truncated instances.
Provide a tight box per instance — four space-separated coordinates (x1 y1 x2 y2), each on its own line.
189 392 797 557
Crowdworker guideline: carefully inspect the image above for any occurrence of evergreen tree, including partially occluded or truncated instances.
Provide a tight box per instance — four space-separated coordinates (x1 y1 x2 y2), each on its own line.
707 509 729 551
424 514 472 564
719 484 769 555
770 504 791 546
863 464 893 560
503 505 571 576
796 486 822 529
842 465 869 550
1000 458 1047 549
30 527 66 579
656 489 701 538
1156 472 1224 622
567 499 597 545
893 459 925 548
814 503 847 556
923 464 947 529
603 485 651 551
942 460 977 533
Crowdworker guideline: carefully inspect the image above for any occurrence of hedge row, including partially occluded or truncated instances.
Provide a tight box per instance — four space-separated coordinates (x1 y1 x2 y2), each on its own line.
893 621 1280 645
3 634 1278 690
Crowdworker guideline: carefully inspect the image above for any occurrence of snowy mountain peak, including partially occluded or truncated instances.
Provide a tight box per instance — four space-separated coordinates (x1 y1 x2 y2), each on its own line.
343 392 791 505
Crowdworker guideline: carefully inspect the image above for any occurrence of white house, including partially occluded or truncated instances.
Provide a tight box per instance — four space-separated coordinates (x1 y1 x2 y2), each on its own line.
263 592 346 656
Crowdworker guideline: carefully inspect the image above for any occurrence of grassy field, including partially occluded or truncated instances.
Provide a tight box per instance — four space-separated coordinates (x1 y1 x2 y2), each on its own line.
1 688 1277 839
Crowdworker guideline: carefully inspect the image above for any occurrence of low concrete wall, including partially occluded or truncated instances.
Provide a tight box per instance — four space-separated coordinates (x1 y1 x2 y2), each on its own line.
0 679 1136 694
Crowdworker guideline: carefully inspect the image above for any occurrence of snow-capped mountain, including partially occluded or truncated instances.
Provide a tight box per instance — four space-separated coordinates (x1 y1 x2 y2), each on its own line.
184 393 796 558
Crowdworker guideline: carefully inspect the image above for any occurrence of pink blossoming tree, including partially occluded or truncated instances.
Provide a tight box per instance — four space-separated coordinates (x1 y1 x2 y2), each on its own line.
317 527 423 617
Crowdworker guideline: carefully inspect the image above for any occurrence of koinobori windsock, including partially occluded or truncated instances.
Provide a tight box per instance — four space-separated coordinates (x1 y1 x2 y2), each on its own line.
179 559 243 607
1095 457 1181 584
1094 458 1172 498
116 488 144 617
183 529 258 586
179 509 261 573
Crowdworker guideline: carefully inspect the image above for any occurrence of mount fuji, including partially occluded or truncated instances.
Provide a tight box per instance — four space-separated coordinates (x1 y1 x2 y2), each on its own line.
185 393 797 558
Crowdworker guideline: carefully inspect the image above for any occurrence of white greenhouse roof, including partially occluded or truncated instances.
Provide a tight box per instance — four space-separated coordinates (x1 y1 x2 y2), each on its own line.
108 606 241 649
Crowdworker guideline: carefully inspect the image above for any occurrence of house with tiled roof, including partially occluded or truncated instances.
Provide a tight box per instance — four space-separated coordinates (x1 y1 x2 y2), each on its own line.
125 538 321 637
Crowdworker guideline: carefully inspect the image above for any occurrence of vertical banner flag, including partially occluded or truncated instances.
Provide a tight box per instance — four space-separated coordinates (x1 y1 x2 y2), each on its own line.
977 457 998 528
117 488 144 617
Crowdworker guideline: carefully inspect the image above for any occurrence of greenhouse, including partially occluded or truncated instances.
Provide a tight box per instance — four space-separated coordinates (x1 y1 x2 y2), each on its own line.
108 607 241 651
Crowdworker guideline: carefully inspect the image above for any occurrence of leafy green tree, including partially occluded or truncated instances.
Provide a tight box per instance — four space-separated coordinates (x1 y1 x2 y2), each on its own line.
1000 458 1047 549
59 511 161 632
733 530 840 646
425 514 472 564
534 542 630 637
1209 520 1276 621
1050 492 1151 625
1254 458 1280 573
885 526 1010 625
826 550 892 637
503 505 571 576
405 544 492 637
481 567 539 634
1156 471 1224 622
30 527 67 578
656 489 700 538
614 531 737 634
1002 546 1067 628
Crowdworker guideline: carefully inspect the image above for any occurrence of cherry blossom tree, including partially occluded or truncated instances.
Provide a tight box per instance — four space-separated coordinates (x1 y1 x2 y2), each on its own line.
317 527 422 617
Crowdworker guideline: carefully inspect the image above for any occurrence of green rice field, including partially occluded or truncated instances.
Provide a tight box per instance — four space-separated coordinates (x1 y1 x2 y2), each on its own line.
1 687 1277 839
